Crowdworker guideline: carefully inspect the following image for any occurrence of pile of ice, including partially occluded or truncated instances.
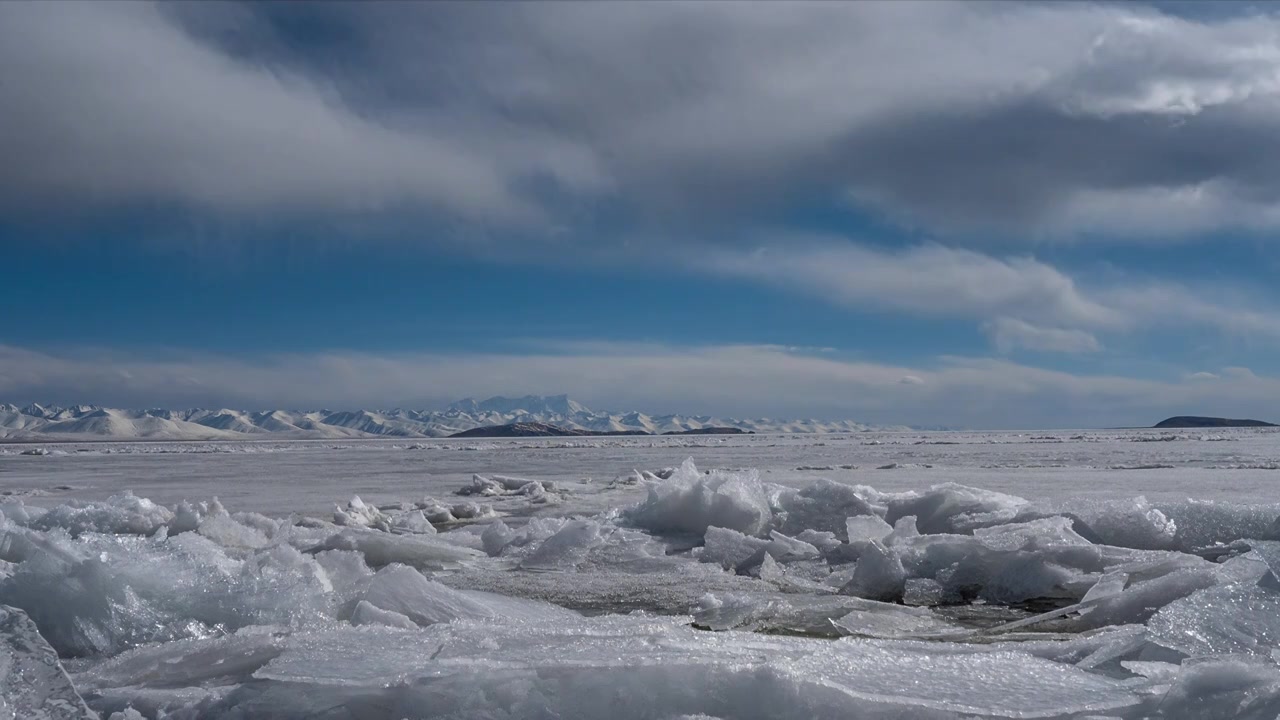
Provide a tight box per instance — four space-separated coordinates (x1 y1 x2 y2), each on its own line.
456 473 562 504
5 460 1280 718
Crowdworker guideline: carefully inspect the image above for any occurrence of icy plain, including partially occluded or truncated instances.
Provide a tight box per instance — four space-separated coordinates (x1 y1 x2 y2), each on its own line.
3 428 1280 718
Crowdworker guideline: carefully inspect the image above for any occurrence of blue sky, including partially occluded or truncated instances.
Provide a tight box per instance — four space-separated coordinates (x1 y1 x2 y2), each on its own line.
5 1 1280 428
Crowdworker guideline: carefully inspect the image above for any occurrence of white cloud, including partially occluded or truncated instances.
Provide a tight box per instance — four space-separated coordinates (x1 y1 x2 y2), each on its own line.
697 238 1280 351
983 318 1102 354
7 2 1280 237
703 242 1121 329
0 2 599 221
1103 284 1280 339
4 342 1280 429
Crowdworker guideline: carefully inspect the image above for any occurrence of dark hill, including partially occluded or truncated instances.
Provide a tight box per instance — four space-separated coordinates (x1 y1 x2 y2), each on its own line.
1153 416 1277 428
448 423 749 438
449 422 647 438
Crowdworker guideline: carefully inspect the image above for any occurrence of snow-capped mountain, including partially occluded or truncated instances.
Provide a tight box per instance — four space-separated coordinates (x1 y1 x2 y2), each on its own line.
0 396 903 441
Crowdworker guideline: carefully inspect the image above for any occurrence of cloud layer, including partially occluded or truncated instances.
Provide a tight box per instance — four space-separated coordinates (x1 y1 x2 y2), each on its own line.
698 238 1280 353
6 2 1280 237
3 343 1278 429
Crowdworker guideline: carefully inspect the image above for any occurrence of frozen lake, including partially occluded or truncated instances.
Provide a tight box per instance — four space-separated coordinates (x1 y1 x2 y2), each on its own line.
6 427 1280 718
4 427 1280 515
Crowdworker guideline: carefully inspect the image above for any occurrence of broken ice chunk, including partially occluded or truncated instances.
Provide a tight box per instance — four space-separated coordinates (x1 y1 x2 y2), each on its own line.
449 502 494 520
1155 658 1280 720
333 496 393 532
392 510 436 535
840 540 906 602
480 520 517 557
520 520 604 571
627 459 772 537
1157 499 1280 551
973 516 1092 551
77 628 287 691
1068 497 1177 550
845 515 893 544
307 530 483 571
774 479 877 540
831 601 964 639
415 498 456 525
1149 581 1280 658
885 483 1028 534
349 599 417 629
700 527 770 570
700 527 820 571
458 475 554 497
344 564 576 627
31 493 174 537
0 604 96 719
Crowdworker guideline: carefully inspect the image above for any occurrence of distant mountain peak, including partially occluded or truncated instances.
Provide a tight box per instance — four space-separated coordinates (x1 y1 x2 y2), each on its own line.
447 394 591 417
0 398 898 441
20 403 51 418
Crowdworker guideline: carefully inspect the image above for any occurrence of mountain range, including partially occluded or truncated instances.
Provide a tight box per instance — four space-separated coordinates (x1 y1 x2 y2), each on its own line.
0 395 901 441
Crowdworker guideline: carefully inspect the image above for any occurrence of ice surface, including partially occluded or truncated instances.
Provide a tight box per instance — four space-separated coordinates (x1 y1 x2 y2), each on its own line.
237 616 1141 719
6 440 1280 719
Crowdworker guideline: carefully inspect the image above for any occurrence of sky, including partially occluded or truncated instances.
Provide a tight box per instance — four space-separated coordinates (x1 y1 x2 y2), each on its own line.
5 0 1280 428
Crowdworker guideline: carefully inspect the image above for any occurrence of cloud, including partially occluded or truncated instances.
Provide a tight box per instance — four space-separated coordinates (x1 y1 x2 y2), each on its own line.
0 2 599 221
6 2 1280 237
983 318 1102 354
1102 284 1280 339
698 238 1280 350
4 342 1280 429
703 241 1121 329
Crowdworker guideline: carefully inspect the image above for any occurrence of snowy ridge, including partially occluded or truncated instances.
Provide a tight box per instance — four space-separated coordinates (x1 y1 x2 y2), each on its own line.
0 395 901 441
